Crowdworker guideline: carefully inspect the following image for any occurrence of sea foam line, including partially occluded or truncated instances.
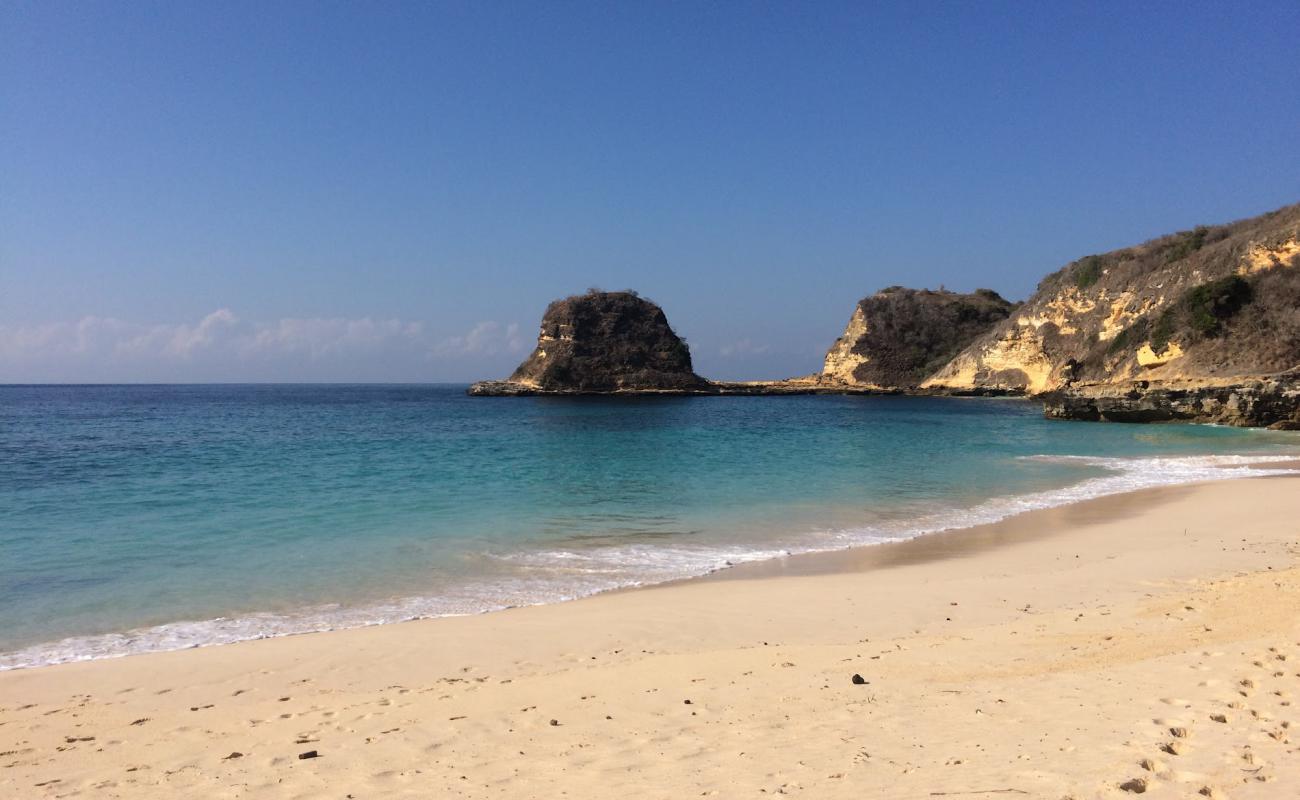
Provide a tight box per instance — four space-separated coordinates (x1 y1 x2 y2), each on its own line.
2 451 1297 671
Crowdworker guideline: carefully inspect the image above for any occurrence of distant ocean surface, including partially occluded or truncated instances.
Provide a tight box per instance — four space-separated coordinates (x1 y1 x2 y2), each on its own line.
2 384 1298 670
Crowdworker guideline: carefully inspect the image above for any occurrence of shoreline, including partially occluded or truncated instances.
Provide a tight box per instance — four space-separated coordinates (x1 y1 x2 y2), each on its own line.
4 475 1299 797
2 452 1300 671
705 466 1300 583
4 451 1298 672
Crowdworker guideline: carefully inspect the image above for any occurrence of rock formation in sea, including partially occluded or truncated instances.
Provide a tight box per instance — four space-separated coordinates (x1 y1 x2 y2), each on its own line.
469 290 710 395
819 287 1016 389
922 202 1300 400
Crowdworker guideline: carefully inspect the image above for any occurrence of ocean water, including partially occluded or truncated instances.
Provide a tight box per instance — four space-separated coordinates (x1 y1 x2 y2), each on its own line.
2 384 1297 670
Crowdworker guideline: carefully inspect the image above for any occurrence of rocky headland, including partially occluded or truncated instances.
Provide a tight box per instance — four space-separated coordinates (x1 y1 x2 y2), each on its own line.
970 200 1300 427
923 202 1300 397
472 202 1300 426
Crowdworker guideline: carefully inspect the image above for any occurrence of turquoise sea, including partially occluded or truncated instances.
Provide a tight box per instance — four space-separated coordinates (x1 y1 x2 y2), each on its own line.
2 384 1297 670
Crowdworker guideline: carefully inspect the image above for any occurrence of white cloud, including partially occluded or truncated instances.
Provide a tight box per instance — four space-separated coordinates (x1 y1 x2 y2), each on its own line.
434 321 527 357
0 310 527 381
242 316 426 359
105 308 242 359
718 338 769 357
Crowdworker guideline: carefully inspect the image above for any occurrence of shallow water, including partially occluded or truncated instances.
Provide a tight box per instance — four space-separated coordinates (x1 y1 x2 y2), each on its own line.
2 384 1297 669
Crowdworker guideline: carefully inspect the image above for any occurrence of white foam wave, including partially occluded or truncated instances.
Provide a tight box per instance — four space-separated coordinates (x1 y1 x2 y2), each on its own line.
3 451 1296 671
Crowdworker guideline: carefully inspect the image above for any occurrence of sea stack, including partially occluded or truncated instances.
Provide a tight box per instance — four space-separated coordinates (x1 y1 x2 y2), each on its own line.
820 287 1016 389
469 290 709 395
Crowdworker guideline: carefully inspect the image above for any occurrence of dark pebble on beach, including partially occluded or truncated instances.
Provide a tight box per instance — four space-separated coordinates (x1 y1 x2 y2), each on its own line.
224 752 243 760
684 699 692 705
549 719 560 726
298 750 319 760
851 674 868 685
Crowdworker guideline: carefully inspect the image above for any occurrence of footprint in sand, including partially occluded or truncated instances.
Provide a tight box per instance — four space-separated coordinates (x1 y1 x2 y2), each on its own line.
1156 719 1193 739
1163 767 1207 783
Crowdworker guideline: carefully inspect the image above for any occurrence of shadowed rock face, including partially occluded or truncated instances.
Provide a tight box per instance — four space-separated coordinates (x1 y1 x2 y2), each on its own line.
487 291 707 393
821 288 1016 388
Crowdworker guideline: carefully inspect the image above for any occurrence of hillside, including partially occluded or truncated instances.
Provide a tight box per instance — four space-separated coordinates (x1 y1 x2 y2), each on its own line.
923 203 1300 395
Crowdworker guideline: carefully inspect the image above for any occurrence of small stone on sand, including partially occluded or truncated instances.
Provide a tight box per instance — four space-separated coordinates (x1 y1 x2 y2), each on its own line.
1119 776 1149 793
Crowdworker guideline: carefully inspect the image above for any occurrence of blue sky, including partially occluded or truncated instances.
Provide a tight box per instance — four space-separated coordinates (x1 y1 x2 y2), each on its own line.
4 1 1298 382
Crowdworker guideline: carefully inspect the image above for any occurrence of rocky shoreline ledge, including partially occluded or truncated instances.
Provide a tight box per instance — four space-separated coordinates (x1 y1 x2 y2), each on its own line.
1042 375 1300 429
468 378 1018 398
465 379 862 396
472 370 1300 430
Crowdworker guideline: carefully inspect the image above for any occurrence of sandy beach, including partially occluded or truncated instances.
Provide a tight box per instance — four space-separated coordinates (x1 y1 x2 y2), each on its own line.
3 475 1299 799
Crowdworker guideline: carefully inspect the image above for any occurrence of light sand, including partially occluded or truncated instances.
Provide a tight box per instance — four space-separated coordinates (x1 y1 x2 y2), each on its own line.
3 477 1300 799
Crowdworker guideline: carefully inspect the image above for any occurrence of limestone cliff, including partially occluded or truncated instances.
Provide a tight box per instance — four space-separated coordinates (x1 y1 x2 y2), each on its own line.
469 290 708 395
820 288 1016 388
923 202 1300 396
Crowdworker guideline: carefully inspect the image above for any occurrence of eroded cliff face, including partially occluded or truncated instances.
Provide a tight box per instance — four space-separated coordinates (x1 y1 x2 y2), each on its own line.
923 203 1300 395
471 290 708 394
820 288 1016 388
821 305 872 384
